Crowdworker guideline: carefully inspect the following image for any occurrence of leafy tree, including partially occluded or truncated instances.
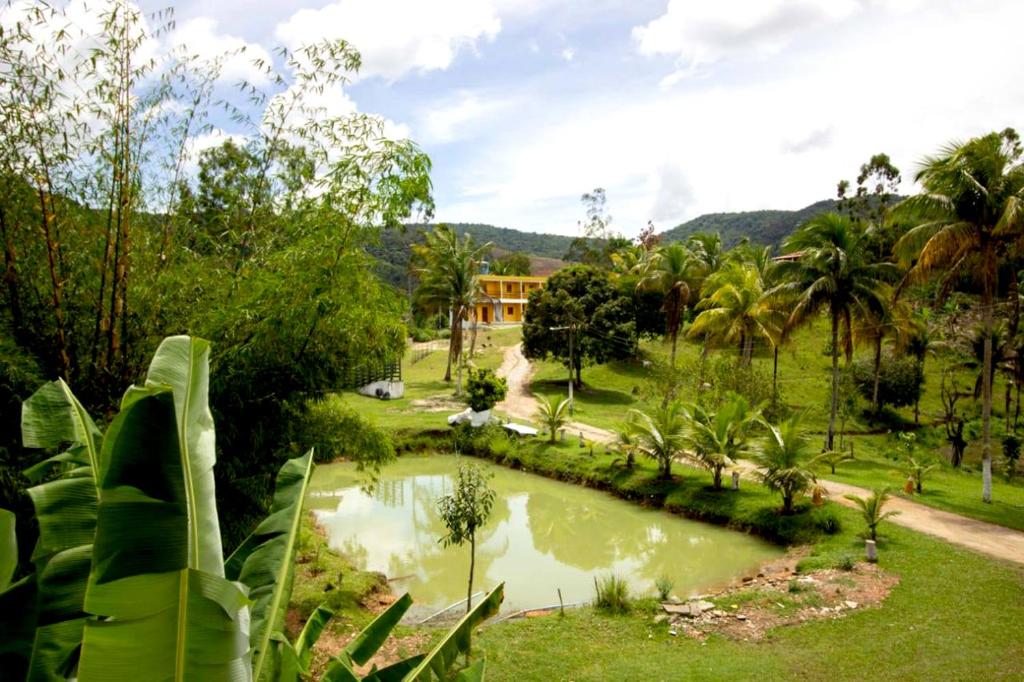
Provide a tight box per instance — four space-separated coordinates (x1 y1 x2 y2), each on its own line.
775 213 897 450
413 225 492 393
636 242 694 367
523 265 637 387
437 464 497 613
627 401 688 480
684 395 761 489
753 412 817 514
894 129 1024 502
489 251 532 275
940 366 971 468
849 354 925 412
844 487 900 541
535 394 572 443
837 153 903 256
465 368 508 412
689 262 784 366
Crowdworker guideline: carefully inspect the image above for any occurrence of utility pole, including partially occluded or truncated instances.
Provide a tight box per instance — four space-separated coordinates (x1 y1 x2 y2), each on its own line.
549 323 577 415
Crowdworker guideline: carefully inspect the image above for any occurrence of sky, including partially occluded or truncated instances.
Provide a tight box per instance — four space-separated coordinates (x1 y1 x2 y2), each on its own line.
146 0 1024 236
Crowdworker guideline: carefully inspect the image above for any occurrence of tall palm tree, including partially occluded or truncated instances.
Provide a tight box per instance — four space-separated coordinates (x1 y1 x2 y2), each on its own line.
413 225 491 394
688 262 785 366
894 129 1024 502
774 213 897 450
637 242 694 368
628 400 688 480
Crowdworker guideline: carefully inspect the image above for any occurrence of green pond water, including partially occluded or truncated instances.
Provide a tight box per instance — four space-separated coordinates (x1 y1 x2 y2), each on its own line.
308 455 783 614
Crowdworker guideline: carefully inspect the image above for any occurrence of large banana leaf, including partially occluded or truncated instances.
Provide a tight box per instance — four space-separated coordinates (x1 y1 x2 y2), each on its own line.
1 508 14 591
273 603 334 681
403 583 504 681
225 450 315 681
322 593 414 681
20 379 103 681
143 335 224 575
78 385 250 680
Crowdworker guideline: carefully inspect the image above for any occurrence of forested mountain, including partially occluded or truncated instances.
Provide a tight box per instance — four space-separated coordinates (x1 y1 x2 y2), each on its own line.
658 199 840 247
370 223 573 287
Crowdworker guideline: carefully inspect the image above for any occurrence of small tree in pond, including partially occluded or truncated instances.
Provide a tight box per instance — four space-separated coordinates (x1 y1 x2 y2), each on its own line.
438 464 497 612
752 412 817 514
845 487 900 541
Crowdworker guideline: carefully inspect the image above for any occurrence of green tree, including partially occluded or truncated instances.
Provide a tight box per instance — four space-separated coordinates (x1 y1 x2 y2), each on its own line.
437 463 497 613
844 487 900 541
894 129 1024 502
685 395 761 489
523 265 637 387
689 261 784 366
490 251 531 275
535 394 572 443
753 413 817 514
636 242 694 367
414 225 492 393
628 401 688 480
775 213 897 450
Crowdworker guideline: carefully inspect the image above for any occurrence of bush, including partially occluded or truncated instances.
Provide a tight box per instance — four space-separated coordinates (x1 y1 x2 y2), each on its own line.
834 555 856 571
410 327 437 342
655 575 674 601
1002 433 1021 480
850 354 924 410
465 368 508 412
594 574 631 614
285 395 395 472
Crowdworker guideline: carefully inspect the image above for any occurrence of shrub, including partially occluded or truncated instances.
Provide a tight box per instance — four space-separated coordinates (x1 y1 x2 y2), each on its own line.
410 327 437 342
1002 433 1021 481
845 487 900 541
849 355 924 411
285 395 395 474
594 574 631 614
834 555 856 571
811 506 842 535
655 575 674 601
465 368 508 412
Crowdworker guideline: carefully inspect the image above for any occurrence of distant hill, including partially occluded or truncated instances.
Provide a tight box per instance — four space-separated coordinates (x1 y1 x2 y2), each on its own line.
659 199 840 247
368 223 573 289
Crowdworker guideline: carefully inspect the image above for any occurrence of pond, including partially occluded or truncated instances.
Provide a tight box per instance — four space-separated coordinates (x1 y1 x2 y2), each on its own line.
308 455 783 614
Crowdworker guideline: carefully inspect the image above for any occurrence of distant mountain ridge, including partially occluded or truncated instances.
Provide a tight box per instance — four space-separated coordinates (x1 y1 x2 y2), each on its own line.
659 199 841 247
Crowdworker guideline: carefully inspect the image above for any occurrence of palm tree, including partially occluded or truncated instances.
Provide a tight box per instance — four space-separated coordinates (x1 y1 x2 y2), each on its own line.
893 129 1024 502
535 394 571 443
413 225 492 394
774 213 897 450
752 412 816 514
684 395 761 489
637 242 694 368
628 400 688 480
848 290 912 416
688 262 784 366
844 487 900 541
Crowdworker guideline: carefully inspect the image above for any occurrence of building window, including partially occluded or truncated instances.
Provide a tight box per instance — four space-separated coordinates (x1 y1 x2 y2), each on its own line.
507 306 514 316
506 283 513 293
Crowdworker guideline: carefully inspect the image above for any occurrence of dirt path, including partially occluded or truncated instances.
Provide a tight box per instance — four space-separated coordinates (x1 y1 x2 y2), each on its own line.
495 344 616 444
495 343 1024 565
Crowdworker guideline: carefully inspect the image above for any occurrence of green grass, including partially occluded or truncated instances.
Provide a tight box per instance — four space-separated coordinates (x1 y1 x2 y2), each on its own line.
475 511 1024 681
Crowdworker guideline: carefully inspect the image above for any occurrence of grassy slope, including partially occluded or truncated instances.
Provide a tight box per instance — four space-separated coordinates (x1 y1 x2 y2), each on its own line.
528 319 1024 531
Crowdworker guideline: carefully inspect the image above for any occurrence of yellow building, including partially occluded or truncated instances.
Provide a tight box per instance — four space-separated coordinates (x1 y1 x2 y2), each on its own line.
474 274 547 324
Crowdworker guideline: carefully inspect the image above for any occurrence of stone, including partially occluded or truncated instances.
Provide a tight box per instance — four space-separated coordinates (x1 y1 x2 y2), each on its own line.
731 471 741 491
654 614 669 624
865 539 878 562
661 604 692 615
845 600 859 609
742 576 754 583
692 600 716 613
668 629 678 637
735 614 747 621
711 609 727 617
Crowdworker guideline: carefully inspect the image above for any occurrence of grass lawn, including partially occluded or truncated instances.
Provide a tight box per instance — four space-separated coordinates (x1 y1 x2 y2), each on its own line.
475 512 1024 681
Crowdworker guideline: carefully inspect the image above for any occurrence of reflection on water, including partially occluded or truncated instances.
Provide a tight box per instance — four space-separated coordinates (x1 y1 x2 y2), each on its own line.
310 455 782 612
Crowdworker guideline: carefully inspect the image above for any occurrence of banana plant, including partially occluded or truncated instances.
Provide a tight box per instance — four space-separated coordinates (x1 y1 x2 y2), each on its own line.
1 335 506 681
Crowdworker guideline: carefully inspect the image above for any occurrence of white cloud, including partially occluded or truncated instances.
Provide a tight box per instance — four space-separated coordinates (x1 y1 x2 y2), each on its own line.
437 1 1024 235
418 91 512 145
170 18 274 85
275 0 501 81
634 0 863 68
561 47 575 62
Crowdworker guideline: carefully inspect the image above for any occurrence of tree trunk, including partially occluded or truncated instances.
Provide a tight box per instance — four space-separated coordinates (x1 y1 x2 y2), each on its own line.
466 533 476 614
38 187 71 379
742 331 753 366
713 466 722 490
871 335 882 415
0 204 22 339
783 492 793 514
772 345 779 398
981 243 995 503
670 327 678 369
827 311 840 451
444 309 459 382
